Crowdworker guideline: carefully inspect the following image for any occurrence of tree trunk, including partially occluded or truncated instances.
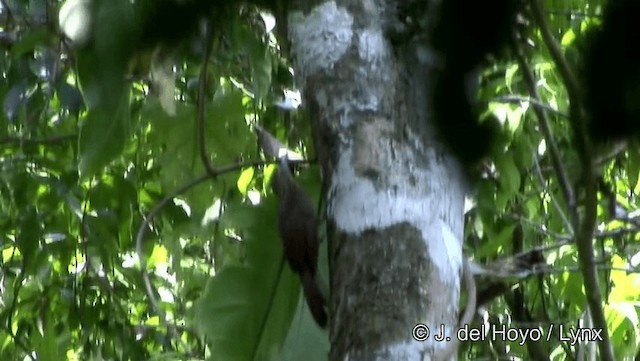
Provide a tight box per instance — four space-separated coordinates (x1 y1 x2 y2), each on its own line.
288 1 467 360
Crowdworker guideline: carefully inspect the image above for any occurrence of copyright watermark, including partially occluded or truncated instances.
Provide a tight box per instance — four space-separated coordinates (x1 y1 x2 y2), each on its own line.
412 324 430 341
411 323 604 344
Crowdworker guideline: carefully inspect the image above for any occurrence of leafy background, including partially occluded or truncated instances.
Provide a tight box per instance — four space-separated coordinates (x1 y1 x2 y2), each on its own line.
0 0 639 360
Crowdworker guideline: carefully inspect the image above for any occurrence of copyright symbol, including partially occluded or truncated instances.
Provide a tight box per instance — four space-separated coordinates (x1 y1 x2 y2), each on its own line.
412 324 430 341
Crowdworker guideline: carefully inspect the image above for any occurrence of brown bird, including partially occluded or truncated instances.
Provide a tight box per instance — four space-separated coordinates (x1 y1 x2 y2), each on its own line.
272 156 327 328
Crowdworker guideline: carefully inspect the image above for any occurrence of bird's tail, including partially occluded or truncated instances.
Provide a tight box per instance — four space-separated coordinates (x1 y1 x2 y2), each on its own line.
301 271 328 328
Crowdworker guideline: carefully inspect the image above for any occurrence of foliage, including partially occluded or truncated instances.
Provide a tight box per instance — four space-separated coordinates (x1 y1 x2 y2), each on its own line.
0 0 639 360
465 0 640 359
1 0 323 360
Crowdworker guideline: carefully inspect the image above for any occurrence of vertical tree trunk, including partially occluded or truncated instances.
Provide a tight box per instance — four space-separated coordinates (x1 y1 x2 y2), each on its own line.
288 1 467 359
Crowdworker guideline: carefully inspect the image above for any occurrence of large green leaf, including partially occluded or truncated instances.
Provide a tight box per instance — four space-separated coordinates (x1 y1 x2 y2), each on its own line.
207 85 253 163
75 0 137 178
17 206 41 268
32 320 66 361
143 101 198 189
78 101 130 178
195 200 301 361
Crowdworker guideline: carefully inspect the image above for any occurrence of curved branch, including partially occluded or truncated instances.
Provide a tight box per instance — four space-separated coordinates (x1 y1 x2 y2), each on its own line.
135 158 275 352
197 21 217 177
136 175 208 354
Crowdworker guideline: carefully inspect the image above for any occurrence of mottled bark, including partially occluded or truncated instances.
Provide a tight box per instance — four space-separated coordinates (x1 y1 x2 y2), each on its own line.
288 1 467 359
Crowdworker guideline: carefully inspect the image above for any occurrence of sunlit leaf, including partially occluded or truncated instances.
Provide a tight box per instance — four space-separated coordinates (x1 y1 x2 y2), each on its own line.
237 167 255 196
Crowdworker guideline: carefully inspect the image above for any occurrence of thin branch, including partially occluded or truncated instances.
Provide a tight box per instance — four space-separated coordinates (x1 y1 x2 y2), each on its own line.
543 10 598 19
1 324 35 361
574 169 614 361
511 33 577 230
5 264 35 361
0 0 15 25
477 258 631 280
531 150 573 233
528 0 581 109
197 21 216 177
511 213 640 243
510 214 572 241
492 95 568 118
529 0 591 163
511 240 572 259
0 134 76 147
251 256 285 361
137 29 227 351
528 264 636 277
529 1 613 359
137 175 208 355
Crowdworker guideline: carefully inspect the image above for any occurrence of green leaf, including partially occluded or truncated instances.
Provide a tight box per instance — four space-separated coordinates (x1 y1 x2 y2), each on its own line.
56 82 85 115
10 28 50 58
207 86 251 163
148 244 169 269
195 200 301 361
78 103 130 178
150 53 177 116
607 302 639 359
476 222 515 259
281 299 329 361
237 167 255 195
495 153 521 197
234 23 272 101
84 213 119 269
251 49 272 102
33 320 64 361
144 101 198 189
72 0 137 178
628 147 640 192
17 207 41 267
